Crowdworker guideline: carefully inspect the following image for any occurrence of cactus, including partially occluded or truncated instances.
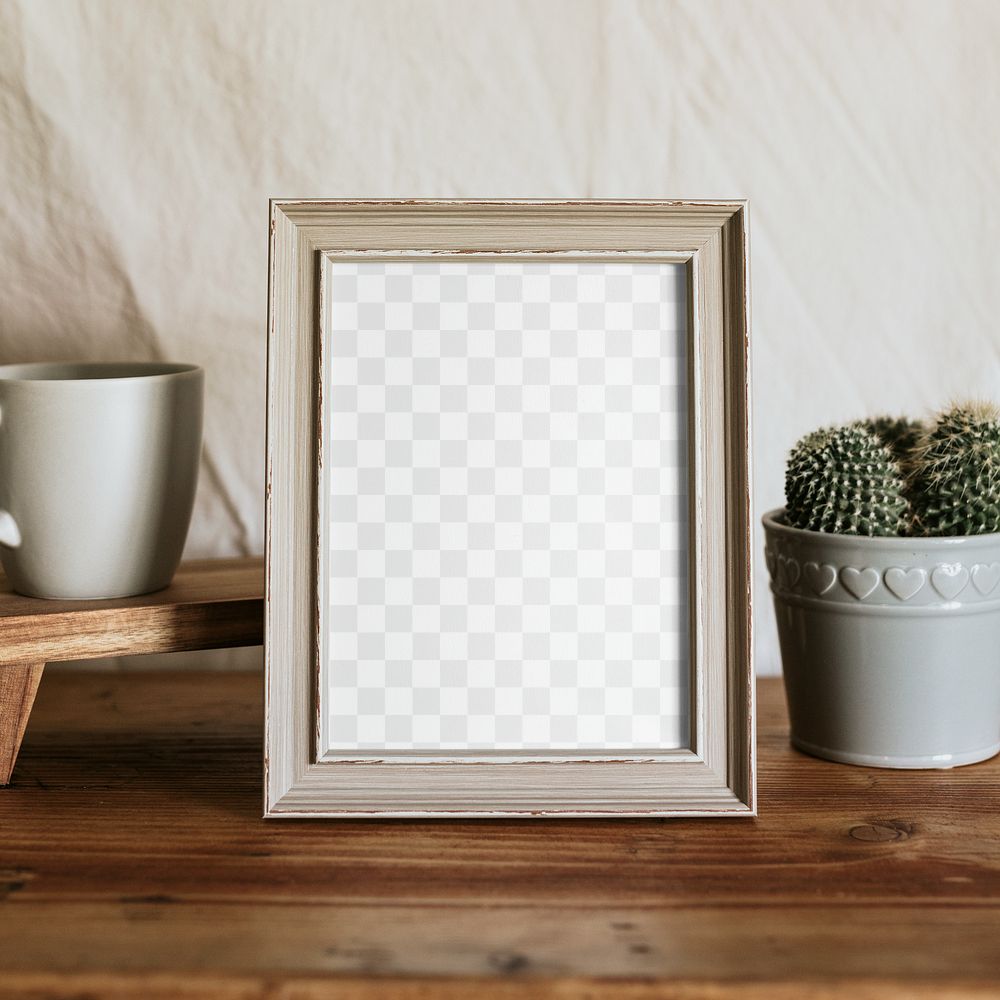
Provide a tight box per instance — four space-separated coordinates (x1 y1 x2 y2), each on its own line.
909 401 1000 536
864 415 924 465
785 422 909 536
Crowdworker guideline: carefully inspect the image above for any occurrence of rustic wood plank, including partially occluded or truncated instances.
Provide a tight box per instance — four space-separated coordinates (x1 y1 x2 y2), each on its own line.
0 557 263 667
0 558 262 786
0 662 43 784
4 973 997 1000
0 672 998 997
1 904 999 993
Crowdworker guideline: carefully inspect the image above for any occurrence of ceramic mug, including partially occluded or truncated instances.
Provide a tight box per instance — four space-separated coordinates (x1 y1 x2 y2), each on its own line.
0 362 203 599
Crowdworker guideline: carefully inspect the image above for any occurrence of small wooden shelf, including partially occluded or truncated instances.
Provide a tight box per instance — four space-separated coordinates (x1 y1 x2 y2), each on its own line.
0 557 263 783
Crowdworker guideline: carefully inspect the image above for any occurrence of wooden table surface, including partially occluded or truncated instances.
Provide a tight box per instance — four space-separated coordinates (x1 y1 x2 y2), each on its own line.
0 670 997 999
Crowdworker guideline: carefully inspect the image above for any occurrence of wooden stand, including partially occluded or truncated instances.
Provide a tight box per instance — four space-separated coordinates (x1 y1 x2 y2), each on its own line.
0 557 263 784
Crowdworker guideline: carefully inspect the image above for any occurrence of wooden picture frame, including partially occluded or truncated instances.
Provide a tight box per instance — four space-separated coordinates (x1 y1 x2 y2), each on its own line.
265 199 753 817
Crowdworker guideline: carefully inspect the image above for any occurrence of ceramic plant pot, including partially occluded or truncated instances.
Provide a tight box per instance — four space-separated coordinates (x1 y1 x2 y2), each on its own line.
763 507 1000 768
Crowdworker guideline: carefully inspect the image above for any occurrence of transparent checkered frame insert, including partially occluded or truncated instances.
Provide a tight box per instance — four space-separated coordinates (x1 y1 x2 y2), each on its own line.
321 258 690 754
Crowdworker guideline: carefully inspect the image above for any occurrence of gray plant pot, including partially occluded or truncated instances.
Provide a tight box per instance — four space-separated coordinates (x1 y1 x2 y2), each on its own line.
763 508 1000 768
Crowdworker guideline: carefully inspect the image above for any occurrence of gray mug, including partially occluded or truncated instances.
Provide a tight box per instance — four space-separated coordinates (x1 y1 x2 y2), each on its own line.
0 362 203 599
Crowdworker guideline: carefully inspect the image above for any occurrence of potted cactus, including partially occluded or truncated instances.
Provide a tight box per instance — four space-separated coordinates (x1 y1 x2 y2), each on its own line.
763 402 1000 768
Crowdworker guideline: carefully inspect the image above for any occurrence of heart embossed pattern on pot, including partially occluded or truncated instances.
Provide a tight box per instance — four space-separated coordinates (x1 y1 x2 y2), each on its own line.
778 554 800 589
803 561 837 595
931 563 970 600
972 562 1000 596
839 566 880 601
765 548 777 578
883 566 926 601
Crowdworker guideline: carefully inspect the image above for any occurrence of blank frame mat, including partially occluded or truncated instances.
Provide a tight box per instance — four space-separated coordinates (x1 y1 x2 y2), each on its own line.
320 259 689 753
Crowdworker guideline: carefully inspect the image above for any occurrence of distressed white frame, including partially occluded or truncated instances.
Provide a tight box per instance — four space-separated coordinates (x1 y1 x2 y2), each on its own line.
265 200 753 817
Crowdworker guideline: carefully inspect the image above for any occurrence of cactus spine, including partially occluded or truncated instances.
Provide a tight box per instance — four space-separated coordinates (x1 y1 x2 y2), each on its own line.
864 415 924 464
909 402 1000 536
785 422 909 536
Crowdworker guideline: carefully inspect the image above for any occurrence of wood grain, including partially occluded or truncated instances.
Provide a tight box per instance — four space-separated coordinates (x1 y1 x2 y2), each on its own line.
0 558 263 785
0 662 43 783
1 671 997 998
0 557 263 667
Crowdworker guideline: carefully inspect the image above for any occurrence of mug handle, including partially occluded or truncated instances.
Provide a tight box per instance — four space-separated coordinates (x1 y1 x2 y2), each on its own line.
0 510 21 548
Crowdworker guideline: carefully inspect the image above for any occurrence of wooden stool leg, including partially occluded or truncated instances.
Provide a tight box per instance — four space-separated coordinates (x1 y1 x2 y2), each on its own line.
0 663 45 785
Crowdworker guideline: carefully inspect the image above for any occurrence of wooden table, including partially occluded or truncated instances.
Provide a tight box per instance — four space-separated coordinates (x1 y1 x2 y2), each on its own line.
1 667 998 998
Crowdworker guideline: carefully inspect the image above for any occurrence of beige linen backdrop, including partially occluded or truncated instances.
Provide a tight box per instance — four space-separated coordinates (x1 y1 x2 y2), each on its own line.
2 0 1000 675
